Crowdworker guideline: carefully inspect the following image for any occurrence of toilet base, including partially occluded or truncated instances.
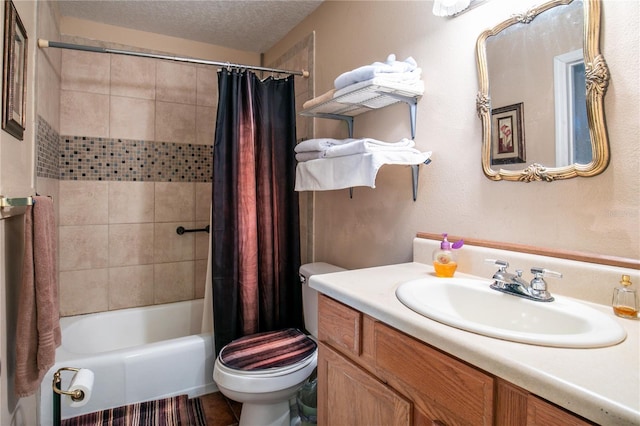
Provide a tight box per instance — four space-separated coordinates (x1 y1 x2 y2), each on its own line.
239 400 291 426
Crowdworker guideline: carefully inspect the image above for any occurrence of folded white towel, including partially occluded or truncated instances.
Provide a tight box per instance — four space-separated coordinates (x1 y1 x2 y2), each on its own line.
295 138 416 159
295 150 432 191
334 54 419 90
295 151 325 162
323 138 416 158
295 138 357 153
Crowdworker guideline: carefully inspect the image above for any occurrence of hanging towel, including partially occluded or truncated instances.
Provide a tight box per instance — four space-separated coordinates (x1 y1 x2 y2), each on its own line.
295 150 432 191
15 195 61 397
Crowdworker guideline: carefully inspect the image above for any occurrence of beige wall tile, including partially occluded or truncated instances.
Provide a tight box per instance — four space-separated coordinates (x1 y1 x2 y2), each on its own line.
110 96 155 140
196 105 216 146
196 66 218 107
61 50 110 94
60 90 110 137
109 181 155 223
154 222 195 263
59 225 109 271
154 261 194 304
195 182 212 221
59 269 109 316
155 101 196 144
194 259 207 299
59 181 109 225
156 61 196 104
194 221 209 261
109 223 154 266
154 182 195 222
37 49 62 132
111 54 156 100
109 265 154 309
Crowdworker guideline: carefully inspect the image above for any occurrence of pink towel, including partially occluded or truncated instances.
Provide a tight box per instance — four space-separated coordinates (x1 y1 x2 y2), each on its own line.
15 196 61 397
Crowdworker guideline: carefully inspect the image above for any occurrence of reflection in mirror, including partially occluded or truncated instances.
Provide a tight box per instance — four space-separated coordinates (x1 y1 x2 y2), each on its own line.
476 0 610 182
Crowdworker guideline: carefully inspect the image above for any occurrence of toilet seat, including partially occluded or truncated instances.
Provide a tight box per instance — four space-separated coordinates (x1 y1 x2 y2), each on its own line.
219 328 317 375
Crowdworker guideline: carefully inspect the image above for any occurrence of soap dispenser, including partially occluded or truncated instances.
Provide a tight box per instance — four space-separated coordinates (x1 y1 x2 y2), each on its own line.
612 275 638 319
432 233 463 278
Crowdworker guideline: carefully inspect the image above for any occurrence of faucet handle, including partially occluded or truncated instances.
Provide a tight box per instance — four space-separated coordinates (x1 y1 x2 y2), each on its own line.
529 267 561 301
530 267 563 279
485 259 509 270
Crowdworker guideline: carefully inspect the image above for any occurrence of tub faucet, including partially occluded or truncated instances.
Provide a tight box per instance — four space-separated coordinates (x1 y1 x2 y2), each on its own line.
486 259 561 302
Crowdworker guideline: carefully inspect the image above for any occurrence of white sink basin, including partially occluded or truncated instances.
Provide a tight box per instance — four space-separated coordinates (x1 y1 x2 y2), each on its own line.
396 277 627 348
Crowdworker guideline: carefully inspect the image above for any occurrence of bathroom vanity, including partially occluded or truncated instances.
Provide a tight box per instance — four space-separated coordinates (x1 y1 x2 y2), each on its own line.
310 249 639 426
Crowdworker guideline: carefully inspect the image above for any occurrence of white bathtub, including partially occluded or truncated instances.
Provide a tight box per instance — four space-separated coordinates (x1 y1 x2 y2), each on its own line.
39 299 216 425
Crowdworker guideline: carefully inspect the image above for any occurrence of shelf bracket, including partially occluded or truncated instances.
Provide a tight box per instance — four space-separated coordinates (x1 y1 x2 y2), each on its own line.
378 92 418 139
411 164 419 202
305 112 354 138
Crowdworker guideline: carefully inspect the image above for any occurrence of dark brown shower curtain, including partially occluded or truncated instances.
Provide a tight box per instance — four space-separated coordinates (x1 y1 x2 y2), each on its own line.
212 69 302 355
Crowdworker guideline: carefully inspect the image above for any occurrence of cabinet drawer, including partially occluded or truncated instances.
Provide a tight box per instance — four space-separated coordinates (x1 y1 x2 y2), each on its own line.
318 295 362 356
374 322 494 425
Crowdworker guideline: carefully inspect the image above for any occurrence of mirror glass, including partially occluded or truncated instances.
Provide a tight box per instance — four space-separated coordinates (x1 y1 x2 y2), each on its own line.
476 0 610 182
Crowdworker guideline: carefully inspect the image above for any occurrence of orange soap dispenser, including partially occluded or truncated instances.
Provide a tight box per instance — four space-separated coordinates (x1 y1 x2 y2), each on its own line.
433 233 464 278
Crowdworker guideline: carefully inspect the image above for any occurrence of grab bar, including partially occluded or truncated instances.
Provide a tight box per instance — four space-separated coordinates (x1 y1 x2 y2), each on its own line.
176 225 210 235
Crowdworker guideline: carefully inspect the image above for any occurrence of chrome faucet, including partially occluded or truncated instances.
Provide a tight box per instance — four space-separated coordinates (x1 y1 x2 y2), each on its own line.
486 259 562 302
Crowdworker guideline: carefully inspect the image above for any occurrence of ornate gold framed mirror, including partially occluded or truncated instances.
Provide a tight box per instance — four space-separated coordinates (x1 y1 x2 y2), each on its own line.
476 0 610 182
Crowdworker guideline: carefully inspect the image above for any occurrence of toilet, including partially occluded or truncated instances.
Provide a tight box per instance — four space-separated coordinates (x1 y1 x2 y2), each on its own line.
213 262 345 426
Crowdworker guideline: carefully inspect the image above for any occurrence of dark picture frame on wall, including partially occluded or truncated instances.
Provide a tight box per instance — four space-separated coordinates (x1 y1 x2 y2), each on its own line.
2 0 28 140
490 102 525 165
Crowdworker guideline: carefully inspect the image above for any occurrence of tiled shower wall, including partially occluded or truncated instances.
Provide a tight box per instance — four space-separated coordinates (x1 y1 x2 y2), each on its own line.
37 35 314 317
38 42 217 316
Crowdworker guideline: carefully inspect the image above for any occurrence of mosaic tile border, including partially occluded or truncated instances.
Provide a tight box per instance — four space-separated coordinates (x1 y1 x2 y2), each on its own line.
36 116 213 182
60 136 212 182
37 117 60 179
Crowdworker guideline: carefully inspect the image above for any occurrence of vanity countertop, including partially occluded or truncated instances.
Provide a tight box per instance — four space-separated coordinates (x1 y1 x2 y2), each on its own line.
310 262 640 426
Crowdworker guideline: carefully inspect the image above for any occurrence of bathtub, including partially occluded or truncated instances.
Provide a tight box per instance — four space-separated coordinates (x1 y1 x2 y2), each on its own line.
39 299 216 426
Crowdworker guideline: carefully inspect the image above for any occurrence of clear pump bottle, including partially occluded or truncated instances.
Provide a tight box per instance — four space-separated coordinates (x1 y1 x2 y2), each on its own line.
432 233 463 278
612 275 638 319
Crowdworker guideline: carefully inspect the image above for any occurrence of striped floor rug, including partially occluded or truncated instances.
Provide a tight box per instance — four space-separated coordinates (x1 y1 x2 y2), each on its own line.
61 395 206 426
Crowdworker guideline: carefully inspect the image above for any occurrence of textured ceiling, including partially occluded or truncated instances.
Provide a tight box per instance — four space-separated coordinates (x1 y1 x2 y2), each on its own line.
56 0 324 53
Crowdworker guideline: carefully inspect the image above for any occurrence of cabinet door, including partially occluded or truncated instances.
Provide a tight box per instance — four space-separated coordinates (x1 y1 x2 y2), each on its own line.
527 395 595 426
374 322 494 425
496 379 595 426
318 342 412 426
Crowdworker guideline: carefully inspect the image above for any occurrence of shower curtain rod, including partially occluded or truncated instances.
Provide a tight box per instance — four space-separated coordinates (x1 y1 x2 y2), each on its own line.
37 39 310 78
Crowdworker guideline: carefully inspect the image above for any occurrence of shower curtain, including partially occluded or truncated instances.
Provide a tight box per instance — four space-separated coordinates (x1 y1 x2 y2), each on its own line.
211 69 302 355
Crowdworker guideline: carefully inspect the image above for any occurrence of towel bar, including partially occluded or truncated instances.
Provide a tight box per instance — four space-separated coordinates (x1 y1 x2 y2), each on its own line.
0 195 34 208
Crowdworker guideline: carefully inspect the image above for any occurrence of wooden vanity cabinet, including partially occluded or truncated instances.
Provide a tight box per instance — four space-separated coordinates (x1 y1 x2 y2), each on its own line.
317 294 494 425
317 294 595 426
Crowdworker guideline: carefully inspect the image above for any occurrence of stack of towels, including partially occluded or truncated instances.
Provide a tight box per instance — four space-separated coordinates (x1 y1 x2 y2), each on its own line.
302 54 423 111
294 137 432 191
334 54 422 91
295 137 421 162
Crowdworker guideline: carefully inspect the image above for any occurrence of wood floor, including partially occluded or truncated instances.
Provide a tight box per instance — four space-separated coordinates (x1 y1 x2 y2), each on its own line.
199 392 242 426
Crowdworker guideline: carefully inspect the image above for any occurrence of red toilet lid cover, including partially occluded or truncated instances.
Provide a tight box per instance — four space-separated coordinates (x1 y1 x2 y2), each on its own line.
219 328 317 372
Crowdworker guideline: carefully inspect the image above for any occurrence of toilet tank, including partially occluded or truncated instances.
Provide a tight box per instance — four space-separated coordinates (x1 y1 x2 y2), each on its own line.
299 262 346 338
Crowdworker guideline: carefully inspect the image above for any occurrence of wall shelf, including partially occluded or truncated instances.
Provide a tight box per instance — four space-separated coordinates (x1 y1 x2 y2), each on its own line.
297 81 427 200
299 81 423 139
